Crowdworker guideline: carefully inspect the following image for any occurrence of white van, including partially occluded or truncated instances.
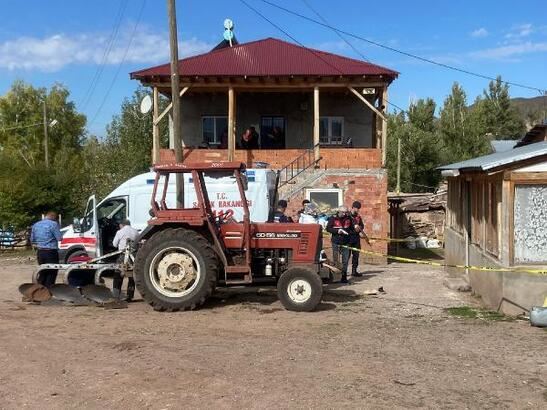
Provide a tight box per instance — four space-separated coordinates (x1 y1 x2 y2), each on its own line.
59 169 277 262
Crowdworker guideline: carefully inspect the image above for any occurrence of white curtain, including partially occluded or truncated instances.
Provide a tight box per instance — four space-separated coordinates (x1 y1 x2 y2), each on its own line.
514 184 547 263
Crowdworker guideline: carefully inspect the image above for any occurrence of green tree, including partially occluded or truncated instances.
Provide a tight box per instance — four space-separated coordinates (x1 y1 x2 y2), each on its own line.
0 80 86 165
474 76 525 140
439 82 490 163
0 81 87 229
99 86 169 189
386 98 443 192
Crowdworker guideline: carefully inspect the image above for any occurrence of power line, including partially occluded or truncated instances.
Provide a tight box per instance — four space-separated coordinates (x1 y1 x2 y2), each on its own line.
300 0 370 63
240 0 407 115
257 0 547 94
80 0 129 110
239 0 345 77
88 0 146 127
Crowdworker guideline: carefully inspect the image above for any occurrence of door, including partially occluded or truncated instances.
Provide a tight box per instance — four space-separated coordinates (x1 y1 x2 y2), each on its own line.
95 197 128 255
80 195 99 257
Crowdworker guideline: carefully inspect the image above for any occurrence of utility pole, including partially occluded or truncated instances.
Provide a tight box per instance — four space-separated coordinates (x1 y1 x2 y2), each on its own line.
43 100 49 168
167 0 183 207
396 136 401 194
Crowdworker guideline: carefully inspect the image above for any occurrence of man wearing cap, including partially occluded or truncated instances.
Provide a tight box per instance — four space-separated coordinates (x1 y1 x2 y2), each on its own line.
349 201 368 277
326 206 353 283
273 200 293 223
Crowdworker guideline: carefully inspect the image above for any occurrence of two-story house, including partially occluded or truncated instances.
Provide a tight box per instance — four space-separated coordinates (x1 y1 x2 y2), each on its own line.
131 37 398 257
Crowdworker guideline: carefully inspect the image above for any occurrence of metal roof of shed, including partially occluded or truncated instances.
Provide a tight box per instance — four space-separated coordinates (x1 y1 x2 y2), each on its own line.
438 141 547 172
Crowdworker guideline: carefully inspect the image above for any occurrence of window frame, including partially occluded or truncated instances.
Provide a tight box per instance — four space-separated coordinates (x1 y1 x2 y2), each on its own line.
319 116 345 145
202 116 228 145
260 115 286 148
305 188 343 209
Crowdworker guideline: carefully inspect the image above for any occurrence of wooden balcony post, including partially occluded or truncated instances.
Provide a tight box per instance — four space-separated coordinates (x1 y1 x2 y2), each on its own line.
313 86 320 162
152 86 160 164
381 86 388 166
228 87 236 161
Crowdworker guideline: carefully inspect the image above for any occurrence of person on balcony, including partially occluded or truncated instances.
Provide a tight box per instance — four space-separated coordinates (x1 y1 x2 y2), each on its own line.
240 127 259 149
264 126 285 149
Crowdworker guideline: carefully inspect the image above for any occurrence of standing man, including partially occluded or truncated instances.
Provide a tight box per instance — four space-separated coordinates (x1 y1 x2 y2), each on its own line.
326 206 352 283
112 219 139 300
273 200 293 223
31 211 62 288
349 201 369 277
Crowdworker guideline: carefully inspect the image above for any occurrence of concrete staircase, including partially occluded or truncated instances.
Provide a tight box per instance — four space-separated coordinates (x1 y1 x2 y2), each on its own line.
278 166 326 200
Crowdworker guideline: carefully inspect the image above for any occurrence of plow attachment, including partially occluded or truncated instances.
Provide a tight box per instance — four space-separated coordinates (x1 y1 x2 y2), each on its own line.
20 248 134 307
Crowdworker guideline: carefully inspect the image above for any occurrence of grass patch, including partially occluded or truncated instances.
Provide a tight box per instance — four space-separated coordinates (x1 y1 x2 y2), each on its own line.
445 306 515 322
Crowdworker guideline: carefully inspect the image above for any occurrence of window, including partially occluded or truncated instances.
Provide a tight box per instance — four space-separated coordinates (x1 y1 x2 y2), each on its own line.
202 117 228 146
306 188 343 209
97 197 127 225
260 116 286 148
514 184 547 263
320 117 344 145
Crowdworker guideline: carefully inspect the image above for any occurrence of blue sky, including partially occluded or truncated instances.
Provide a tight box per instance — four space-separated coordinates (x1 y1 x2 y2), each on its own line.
0 0 546 137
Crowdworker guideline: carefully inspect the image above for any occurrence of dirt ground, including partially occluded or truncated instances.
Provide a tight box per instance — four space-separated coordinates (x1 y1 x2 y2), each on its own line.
0 253 545 409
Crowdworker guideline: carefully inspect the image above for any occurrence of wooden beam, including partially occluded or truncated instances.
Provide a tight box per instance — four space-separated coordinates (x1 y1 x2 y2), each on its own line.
153 86 189 126
506 172 547 182
147 82 389 89
228 87 236 161
152 86 160 164
381 86 388 166
348 86 386 121
313 86 320 162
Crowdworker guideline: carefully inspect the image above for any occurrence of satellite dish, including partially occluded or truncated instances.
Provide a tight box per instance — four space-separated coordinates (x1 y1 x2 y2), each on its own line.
224 18 234 30
223 30 234 41
140 95 152 114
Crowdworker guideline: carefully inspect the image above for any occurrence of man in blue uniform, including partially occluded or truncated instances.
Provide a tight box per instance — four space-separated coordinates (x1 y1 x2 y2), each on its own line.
30 211 62 288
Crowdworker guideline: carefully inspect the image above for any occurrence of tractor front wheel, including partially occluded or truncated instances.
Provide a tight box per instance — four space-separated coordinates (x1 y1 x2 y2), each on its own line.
134 228 218 312
277 267 323 312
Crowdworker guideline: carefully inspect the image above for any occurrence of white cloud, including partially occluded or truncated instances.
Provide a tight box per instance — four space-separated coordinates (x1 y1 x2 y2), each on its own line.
505 23 534 39
470 28 489 38
0 26 212 72
469 41 547 61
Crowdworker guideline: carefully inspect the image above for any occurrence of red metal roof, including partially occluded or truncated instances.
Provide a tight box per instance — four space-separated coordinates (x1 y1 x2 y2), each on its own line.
131 37 398 80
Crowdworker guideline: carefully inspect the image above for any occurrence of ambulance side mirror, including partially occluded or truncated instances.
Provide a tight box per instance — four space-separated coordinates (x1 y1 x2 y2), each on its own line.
73 217 82 233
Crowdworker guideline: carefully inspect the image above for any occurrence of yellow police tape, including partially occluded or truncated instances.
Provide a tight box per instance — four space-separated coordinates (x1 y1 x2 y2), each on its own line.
321 232 547 275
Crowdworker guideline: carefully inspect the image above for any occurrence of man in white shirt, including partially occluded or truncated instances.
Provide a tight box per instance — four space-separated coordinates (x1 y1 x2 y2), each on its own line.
113 220 140 251
112 220 139 300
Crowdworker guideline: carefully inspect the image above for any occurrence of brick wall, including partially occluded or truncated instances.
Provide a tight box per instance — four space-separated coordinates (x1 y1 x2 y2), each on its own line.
284 171 388 264
159 148 381 169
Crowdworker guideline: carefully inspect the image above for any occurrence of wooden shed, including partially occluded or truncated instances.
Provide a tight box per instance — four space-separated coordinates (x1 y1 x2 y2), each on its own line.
439 141 547 314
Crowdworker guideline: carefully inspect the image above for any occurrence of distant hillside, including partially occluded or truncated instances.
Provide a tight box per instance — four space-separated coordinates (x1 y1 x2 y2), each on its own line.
510 96 547 128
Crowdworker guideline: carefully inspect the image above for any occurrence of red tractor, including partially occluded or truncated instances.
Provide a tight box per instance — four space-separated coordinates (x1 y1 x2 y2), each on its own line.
134 161 328 312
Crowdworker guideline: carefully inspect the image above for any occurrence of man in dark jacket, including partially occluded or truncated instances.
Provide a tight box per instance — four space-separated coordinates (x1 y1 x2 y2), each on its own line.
348 201 368 277
326 206 353 283
273 200 293 223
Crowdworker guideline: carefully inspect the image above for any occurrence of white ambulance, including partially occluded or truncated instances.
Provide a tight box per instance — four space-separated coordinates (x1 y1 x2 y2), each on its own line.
59 169 277 262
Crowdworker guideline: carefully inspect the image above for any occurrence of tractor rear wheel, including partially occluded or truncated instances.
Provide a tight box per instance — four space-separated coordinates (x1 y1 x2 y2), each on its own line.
277 267 323 312
134 228 218 312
